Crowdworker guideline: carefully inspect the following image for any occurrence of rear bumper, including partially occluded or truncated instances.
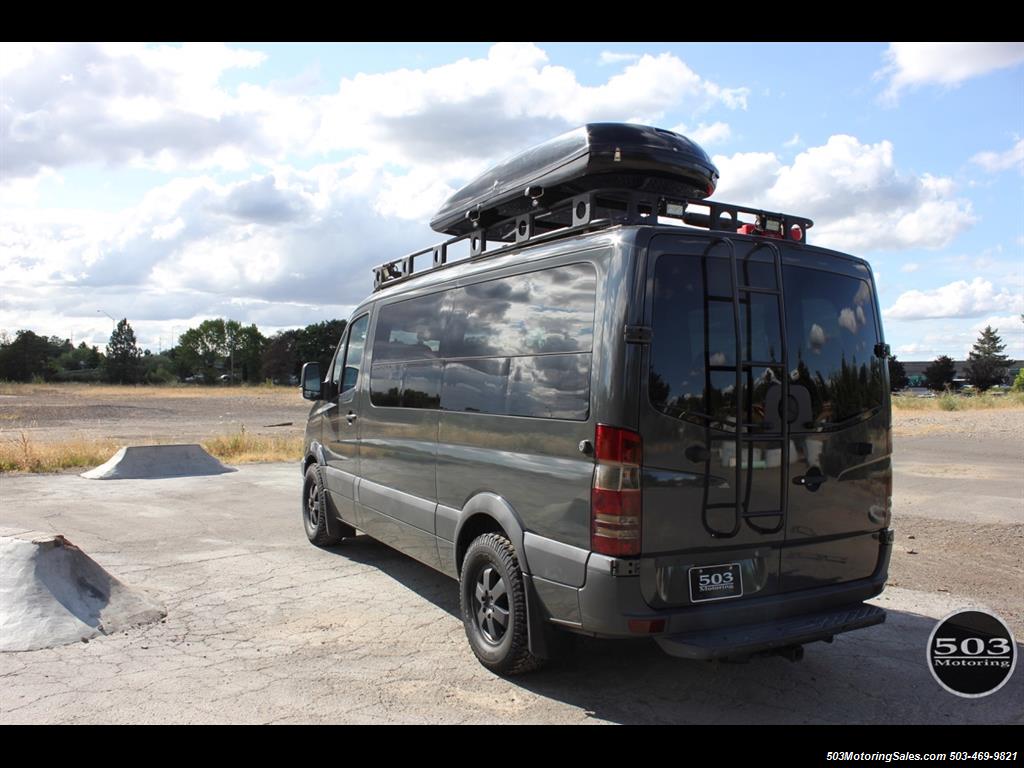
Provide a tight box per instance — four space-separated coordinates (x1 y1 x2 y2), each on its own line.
571 529 891 654
655 602 885 659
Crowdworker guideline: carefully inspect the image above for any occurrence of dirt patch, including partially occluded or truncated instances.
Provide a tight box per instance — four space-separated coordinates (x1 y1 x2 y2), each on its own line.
893 407 1024 439
0 384 309 447
888 516 1024 635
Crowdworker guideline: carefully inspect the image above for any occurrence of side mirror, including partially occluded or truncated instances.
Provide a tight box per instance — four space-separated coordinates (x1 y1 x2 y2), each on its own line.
301 362 321 401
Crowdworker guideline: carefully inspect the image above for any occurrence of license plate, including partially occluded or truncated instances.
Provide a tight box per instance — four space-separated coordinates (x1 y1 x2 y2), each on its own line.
689 563 743 602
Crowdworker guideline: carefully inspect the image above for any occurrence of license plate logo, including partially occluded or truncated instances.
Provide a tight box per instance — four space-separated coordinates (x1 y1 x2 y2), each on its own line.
689 563 743 602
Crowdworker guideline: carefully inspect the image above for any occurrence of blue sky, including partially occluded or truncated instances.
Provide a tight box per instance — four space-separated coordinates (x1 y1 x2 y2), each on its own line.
1 42 1022 360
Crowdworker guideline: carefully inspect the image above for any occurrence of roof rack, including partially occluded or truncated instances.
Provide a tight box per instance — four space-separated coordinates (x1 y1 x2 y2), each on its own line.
372 187 814 293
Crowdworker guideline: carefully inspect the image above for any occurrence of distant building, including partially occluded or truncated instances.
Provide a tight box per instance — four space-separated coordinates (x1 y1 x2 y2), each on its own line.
901 360 1023 389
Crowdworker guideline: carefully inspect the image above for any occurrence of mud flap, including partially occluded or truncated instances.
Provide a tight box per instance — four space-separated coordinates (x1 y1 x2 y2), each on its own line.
522 573 553 660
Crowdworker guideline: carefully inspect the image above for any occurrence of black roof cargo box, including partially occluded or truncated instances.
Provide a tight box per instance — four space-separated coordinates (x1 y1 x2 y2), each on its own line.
430 123 720 236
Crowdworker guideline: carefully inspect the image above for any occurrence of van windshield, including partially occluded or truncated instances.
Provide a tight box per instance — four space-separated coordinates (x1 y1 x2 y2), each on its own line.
648 253 883 431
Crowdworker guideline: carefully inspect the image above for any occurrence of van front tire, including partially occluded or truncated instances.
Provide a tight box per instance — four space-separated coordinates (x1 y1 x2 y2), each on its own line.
302 464 354 546
460 533 543 676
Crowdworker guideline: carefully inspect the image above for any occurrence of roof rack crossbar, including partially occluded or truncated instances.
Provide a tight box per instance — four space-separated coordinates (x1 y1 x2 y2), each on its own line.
371 189 814 293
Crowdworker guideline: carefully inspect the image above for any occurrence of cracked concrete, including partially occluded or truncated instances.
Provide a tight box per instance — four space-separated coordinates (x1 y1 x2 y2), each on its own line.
0 464 1020 724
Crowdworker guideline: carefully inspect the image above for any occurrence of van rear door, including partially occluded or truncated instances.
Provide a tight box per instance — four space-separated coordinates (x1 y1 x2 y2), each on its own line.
638 234 890 609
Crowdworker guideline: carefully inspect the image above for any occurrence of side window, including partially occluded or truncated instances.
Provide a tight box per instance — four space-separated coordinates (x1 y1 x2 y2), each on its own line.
445 263 596 358
372 294 445 362
330 332 348 386
441 262 597 420
340 315 369 394
367 261 597 420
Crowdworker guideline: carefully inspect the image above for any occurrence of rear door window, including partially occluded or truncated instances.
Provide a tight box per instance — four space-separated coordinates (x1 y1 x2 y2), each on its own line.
648 250 882 431
648 250 783 430
782 266 883 428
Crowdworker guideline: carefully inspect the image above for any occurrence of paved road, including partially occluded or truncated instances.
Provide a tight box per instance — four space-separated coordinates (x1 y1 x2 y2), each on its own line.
1 463 1021 724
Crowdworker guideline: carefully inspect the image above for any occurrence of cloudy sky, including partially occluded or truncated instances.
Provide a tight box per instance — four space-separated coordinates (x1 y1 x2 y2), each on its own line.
1 42 1022 360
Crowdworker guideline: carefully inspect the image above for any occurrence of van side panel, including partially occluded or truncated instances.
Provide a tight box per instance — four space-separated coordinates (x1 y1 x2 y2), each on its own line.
436 418 593 549
435 243 632 575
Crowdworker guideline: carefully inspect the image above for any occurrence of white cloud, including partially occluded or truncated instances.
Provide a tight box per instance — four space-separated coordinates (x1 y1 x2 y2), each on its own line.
2 42 751 192
884 277 1024 320
0 43 288 180
971 138 1024 174
0 161 443 350
711 151 782 204
599 52 641 65
784 133 801 148
312 45 750 169
901 263 920 273
671 121 732 146
878 42 1024 103
712 135 974 252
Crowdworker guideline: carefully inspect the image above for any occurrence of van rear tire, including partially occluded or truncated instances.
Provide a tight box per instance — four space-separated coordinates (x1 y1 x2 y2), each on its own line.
459 533 544 676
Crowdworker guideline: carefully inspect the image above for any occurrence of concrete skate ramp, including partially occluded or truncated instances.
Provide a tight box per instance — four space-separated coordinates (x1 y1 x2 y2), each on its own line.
0 532 166 652
81 443 235 480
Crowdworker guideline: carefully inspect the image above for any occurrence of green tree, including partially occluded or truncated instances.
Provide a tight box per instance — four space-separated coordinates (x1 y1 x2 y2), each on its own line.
923 355 957 391
234 323 266 382
176 319 229 382
0 330 53 381
262 329 301 383
141 353 176 384
887 355 908 391
105 319 142 383
965 325 1011 391
175 319 266 383
295 319 347 376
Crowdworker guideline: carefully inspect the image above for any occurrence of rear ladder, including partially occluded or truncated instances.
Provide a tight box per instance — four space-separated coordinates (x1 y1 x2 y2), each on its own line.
697 238 790 538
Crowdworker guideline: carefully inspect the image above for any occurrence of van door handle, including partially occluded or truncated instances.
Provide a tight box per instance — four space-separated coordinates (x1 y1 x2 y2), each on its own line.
793 468 826 492
346 412 357 425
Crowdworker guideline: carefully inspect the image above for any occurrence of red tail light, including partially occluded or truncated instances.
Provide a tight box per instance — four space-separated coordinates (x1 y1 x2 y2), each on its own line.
591 424 642 557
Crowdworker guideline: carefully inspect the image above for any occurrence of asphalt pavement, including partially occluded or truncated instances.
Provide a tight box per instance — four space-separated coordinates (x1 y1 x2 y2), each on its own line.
0 462 1021 724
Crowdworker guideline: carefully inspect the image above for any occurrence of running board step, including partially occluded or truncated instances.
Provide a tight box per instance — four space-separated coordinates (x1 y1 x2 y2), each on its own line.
655 603 886 660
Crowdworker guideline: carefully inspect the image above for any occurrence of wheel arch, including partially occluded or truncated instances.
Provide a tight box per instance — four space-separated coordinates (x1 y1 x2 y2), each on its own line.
453 493 530 577
304 440 327 472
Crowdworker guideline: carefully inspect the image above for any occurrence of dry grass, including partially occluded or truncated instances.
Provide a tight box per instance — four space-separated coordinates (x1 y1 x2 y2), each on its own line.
203 428 303 464
1 428 302 473
0 432 120 473
892 392 1024 410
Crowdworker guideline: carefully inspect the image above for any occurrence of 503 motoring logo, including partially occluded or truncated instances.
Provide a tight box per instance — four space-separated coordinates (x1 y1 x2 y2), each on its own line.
927 609 1018 698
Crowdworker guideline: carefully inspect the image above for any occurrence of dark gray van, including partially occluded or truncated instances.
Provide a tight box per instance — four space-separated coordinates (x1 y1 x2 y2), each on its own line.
300 124 892 674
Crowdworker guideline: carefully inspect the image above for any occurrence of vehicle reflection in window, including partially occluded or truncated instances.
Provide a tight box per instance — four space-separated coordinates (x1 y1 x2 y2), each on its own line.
373 293 445 363
441 354 590 420
369 362 441 409
446 263 596 359
783 267 883 428
649 253 780 431
442 359 508 414
506 354 590 420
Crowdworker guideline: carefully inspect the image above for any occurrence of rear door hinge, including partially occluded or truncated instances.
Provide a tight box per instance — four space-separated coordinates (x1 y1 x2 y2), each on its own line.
625 325 653 344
